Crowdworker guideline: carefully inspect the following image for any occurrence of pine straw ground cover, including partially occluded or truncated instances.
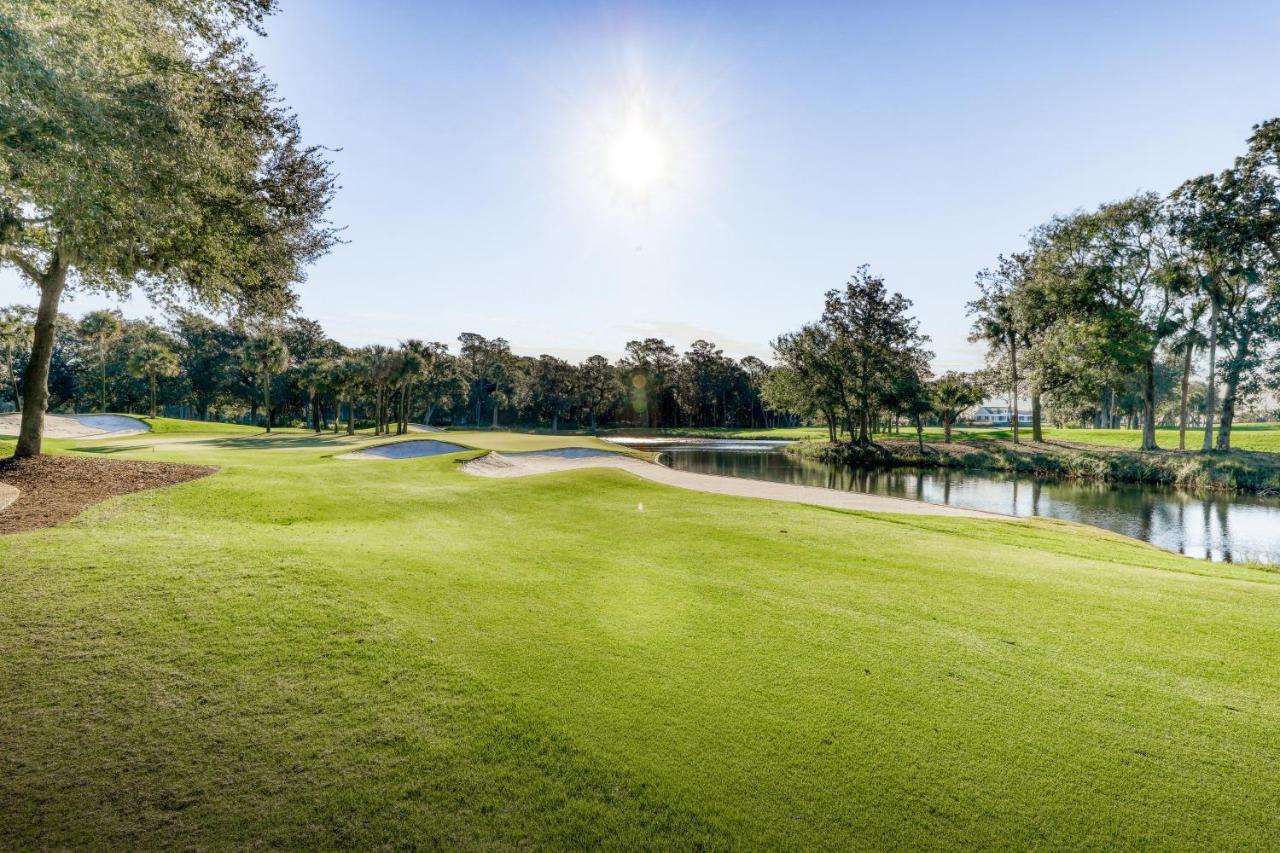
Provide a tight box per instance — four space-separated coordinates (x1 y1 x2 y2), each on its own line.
0 455 216 534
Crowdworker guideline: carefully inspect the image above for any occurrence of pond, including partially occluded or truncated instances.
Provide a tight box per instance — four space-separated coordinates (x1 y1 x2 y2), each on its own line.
608 438 1280 565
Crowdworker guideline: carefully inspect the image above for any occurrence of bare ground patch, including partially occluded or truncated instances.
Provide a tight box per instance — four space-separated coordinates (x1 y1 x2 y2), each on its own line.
0 455 216 534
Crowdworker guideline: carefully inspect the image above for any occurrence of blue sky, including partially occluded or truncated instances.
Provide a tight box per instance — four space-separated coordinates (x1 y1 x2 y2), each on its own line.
7 0 1280 367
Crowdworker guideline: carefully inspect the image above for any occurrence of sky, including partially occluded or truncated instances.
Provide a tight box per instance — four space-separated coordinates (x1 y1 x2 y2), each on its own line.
6 0 1280 368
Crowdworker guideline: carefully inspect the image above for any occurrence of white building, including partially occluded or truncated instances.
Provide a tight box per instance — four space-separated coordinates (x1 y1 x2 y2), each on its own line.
971 405 1032 427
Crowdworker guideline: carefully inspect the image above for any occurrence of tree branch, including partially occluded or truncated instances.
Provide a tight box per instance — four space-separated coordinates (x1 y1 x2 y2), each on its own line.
0 247 46 284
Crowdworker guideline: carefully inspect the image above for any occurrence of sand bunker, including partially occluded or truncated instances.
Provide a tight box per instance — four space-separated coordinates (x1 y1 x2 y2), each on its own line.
463 450 1006 519
0 483 17 513
509 447 620 459
338 439 466 460
0 413 149 439
407 423 446 433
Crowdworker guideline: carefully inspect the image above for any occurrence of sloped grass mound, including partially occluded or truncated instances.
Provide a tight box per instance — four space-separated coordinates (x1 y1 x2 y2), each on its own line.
338 439 467 460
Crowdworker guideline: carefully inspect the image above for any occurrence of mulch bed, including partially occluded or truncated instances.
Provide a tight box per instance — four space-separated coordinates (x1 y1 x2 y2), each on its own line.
0 455 217 534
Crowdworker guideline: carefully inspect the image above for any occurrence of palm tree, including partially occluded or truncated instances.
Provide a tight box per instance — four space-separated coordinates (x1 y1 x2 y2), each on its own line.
361 345 397 435
241 335 290 432
329 356 365 435
126 342 180 419
931 372 984 443
77 309 124 413
297 358 330 433
391 345 426 435
0 309 31 413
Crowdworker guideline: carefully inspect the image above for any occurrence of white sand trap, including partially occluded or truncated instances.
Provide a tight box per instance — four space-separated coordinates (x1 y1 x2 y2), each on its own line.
0 413 149 438
407 423 446 433
0 483 17 513
339 439 466 460
463 451 1009 519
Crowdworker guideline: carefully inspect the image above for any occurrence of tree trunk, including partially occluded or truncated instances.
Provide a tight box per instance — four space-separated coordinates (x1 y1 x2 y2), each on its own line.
1178 344 1192 450
1031 387 1043 443
311 393 320 432
263 370 273 433
100 342 109 413
6 349 19 413
1008 335 1020 444
491 399 499 429
1140 356 1158 451
1202 293 1220 452
425 404 435 429
943 413 953 443
150 375 157 418
914 416 925 453
346 397 355 435
551 413 558 432
1216 337 1249 452
15 259 69 458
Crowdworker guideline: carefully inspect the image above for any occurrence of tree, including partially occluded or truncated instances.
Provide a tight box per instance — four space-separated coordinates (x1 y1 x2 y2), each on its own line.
822 266 932 445
408 341 463 427
169 309 239 421
390 347 426 435
968 255 1029 444
0 308 32 412
886 370 933 453
578 355 622 430
0 0 338 457
360 345 396 435
530 355 576 431
1169 165 1267 451
241 335 290 432
296 359 330 432
77 310 124 413
329 356 364 435
620 338 678 428
457 334 511 427
771 325 846 443
931 372 984 443
126 341 179 418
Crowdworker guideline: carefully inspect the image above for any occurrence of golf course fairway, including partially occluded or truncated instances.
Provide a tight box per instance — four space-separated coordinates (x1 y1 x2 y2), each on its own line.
1 422 1277 849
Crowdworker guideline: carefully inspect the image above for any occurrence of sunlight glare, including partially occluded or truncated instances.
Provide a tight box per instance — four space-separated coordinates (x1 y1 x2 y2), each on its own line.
605 109 667 195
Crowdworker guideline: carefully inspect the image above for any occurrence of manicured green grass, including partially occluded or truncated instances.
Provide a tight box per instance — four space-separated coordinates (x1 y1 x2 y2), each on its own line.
1043 423 1280 453
864 423 1280 453
140 416 274 434
605 425 832 440
2 426 1280 847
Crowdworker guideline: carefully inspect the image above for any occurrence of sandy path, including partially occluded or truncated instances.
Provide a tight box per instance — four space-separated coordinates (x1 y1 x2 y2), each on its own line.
0 413 149 438
463 451 1010 519
0 483 16 513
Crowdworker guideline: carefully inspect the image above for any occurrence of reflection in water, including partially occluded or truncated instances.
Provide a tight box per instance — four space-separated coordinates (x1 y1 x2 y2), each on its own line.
635 443 1280 565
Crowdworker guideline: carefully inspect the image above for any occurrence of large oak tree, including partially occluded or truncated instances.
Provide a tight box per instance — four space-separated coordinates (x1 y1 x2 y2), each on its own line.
0 0 338 456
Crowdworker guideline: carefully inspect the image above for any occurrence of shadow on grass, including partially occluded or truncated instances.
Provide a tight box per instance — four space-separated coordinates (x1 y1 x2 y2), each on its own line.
196 433 373 450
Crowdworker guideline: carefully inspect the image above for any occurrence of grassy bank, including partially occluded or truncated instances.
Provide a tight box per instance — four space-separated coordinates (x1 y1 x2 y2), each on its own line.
791 436 1280 493
2 423 1280 847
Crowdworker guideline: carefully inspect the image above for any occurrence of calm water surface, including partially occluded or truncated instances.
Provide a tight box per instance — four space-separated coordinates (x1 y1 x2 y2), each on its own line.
610 439 1280 565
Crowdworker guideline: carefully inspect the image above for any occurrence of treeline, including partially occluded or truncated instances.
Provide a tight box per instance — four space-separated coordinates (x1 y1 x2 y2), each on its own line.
0 306 788 432
967 118 1280 451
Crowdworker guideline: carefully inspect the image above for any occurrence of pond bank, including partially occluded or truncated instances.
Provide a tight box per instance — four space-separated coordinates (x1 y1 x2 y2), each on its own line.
789 438 1280 495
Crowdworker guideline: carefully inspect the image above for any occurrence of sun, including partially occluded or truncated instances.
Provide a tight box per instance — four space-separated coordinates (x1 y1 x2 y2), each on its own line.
605 110 666 194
